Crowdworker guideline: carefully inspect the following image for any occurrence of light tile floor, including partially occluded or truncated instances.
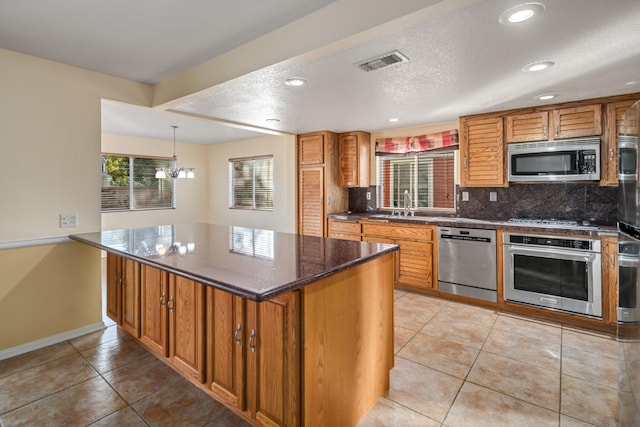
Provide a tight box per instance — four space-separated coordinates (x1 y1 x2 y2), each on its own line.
0 289 630 426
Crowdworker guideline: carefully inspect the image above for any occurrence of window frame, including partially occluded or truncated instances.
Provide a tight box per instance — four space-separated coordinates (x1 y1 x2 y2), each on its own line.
376 149 458 212
101 153 176 212
228 155 274 211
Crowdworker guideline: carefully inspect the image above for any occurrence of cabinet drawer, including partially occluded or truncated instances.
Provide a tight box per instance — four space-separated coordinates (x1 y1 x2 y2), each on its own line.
328 220 361 234
362 223 433 241
329 231 362 241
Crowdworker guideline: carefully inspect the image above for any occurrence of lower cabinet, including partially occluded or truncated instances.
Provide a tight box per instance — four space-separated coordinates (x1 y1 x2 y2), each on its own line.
139 264 205 382
106 253 140 337
207 287 300 426
362 221 437 292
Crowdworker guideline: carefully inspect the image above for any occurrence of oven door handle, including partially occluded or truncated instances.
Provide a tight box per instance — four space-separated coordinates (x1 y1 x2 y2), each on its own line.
505 245 597 263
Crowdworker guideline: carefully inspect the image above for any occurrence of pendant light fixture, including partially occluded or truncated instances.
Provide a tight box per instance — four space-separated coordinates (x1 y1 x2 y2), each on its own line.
155 125 195 180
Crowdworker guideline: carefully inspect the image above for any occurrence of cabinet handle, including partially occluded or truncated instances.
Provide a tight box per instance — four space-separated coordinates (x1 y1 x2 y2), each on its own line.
235 323 242 346
167 295 175 312
249 329 256 353
543 125 547 139
116 273 123 287
610 147 615 161
464 155 468 168
611 253 616 268
160 291 167 307
555 123 560 136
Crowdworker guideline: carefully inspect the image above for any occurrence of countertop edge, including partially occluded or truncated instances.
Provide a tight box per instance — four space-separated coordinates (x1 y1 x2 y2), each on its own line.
70 234 398 302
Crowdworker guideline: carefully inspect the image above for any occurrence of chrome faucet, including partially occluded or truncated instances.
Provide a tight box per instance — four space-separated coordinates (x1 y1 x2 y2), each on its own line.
403 190 411 216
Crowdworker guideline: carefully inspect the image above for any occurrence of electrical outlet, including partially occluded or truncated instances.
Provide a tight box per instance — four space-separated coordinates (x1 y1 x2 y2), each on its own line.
462 191 469 201
490 192 497 202
60 213 78 228
366 191 371 200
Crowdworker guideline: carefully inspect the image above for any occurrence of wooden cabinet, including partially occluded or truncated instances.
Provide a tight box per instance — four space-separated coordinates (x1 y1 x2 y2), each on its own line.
106 253 140 337
362 221 436 292
505 105 602 143
139 264 205 381
247 292 300 427
297 131 347 237
206 287 300 426
602 99 638 186
460 116 506 187
551 104 602 140
327 218 362 241
505 111 549 143
338 131 370 187
601 236 618 325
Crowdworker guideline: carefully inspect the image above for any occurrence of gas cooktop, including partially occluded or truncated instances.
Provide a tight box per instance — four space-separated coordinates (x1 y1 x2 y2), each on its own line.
506 218 598 229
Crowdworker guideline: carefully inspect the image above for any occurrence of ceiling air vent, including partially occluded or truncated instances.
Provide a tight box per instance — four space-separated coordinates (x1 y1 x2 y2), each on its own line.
357 50 409 72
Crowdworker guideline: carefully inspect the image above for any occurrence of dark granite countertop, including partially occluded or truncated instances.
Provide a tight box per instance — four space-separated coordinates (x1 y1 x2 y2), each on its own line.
70 223 398 301
328 213 618 237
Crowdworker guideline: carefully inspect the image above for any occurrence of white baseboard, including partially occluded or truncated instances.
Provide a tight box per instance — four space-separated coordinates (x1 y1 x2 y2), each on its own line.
0 322 106 361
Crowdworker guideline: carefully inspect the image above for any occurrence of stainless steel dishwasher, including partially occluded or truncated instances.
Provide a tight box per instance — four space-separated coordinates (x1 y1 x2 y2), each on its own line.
437 226 497 302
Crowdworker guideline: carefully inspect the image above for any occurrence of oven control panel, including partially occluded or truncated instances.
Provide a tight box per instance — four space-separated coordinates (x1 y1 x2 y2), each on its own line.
507 234 597 251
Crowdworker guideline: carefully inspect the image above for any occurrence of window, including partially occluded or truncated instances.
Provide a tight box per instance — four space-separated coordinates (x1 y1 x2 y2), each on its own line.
101 154 175 212
229 156 274 210
376 150 457 210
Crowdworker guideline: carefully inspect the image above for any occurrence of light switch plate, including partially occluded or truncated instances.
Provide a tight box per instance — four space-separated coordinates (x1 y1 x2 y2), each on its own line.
462 191 469 201
60 213 78 228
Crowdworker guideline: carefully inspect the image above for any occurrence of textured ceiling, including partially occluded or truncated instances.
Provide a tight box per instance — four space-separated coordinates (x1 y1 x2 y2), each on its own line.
2 0 640 143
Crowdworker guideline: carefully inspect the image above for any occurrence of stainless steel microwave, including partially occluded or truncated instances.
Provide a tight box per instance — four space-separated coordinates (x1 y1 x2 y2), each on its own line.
507 138 600 182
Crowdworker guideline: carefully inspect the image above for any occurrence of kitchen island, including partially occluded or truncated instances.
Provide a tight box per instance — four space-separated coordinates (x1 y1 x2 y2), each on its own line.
70 223 397 427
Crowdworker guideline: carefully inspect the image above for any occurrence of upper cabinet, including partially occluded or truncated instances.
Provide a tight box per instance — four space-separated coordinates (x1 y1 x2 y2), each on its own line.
299 133 325 165
505 105 602 143
505 111 549 143
460 116 506 187
602 99 638 186
551 105 602 139
338 131 370 187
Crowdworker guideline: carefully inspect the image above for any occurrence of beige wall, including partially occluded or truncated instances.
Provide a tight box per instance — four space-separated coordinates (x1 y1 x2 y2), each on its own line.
369 120 459 185
101 133 209 230
0 48 152 352
208 135 297 233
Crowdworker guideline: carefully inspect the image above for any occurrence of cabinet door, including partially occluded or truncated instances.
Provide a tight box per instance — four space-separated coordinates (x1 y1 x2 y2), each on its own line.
247 292 300 427
504 111 549 143
121 258 140 337
299 133 324 165
105 253 122 324
396 239 434 290
339 133 359 187
169 275 205 382
460 117 505 186
551 104 602 139
299 166 324 237
603 100 637 186
206 287 245 410
140 264 169 357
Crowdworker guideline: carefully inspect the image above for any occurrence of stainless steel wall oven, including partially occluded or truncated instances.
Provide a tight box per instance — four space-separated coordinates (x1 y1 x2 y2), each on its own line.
503 232 602 318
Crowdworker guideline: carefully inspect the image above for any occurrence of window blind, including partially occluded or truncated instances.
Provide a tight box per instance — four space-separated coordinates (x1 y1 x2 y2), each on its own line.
229 156 274 211
376 151 456 210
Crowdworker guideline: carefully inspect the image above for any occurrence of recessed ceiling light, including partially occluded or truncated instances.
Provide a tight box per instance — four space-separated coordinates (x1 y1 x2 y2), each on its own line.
265 118 280 123
388 118 400 123
626 81 638 86
522 61 555 72
535 93 558 100
499 2 545 24
284 77 307 87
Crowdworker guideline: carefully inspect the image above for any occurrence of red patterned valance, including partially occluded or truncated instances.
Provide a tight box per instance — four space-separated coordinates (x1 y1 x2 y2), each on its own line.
375 129 459 155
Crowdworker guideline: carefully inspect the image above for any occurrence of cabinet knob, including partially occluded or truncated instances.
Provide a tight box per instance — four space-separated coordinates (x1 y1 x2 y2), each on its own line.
167 295 175 312
555 123 560 136
611 253 616 268
249 329 256 353
610 147 615 161
543 125 547 139
235 323 242 346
